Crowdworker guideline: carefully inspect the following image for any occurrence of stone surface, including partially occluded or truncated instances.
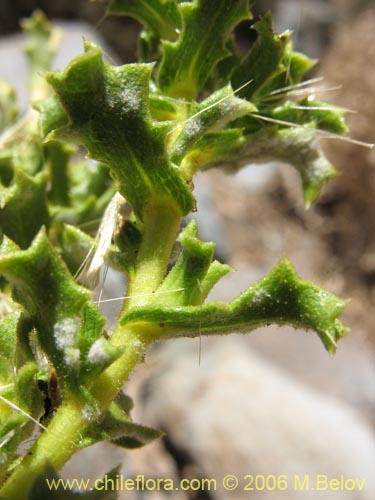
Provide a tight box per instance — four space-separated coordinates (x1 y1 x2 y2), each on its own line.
133 338 375 500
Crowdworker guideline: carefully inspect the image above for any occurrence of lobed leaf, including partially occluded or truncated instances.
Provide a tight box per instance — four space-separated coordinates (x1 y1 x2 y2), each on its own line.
46 40 194 219
0 81 19 132
107 0 181 41
21 10 61 101
0 230 118 388
194 125 338 206
270 97 347 134
169 85 256 167
83 393 162 450
154 220 231 306
158 0 251 99
231 12 291 101
238 126 338 206
0 170 50 249
121 259 348 355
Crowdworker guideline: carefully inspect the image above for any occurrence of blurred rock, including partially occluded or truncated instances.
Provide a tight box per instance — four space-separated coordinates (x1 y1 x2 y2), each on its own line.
134 337 375 500
315 5 375 291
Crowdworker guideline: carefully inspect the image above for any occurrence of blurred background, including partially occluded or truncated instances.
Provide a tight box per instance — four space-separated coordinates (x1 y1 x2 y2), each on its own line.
1 1 374 498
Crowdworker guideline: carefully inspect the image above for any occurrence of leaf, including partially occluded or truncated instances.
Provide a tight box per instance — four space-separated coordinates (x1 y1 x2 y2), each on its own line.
10 141 44 176
44 142 73 206
158 0 251 99
83 394 162 450
45 40 194 219
257 45 316 107
0 315 43 480
78 303 124 381
0 170 50 249
0 312 20 367
231 12 291 101
0 81 19 132
241 126 338 206
21 10 61 100
0 230 89 385
107 0 181 41
36 96 68 137
198 125 338 206
170 85 256 166
180 128 247 175
121 259 348 355
56 224 94 276
138 28 163 63
0 230 125 389
270 97 347 134
155 220 232 306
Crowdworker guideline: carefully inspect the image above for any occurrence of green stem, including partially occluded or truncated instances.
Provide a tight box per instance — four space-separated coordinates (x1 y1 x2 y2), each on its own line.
0 204 181 499
120 203 181 311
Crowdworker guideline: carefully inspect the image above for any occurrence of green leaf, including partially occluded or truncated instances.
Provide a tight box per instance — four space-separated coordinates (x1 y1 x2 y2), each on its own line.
180 128 247 175
0 81 19 132
0 230 90 385
0 170 50 249
107 0 181 41
0 312 20 367
14 361 42 420
240 126 337 206
270 97 347 134
36 96 68 137
21 10 61 100
121 259 348 355
44 142 73 206
0 339 43 482
56 224 94 276
149 94 187 122
83 394 162 450
0 230 124 388
158 0 251 99
231 12 290 101
138 28 163 63
170 85 256 166
10 141 44 176
51 160 114 228
155 220 232 306
198 125 338 206
113 218 142 276
257 45 316 107
46 40 194 219
78 303 124 380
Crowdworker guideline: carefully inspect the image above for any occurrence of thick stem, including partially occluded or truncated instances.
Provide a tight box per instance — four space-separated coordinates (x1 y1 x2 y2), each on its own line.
0 204 182 499
120 203 181 311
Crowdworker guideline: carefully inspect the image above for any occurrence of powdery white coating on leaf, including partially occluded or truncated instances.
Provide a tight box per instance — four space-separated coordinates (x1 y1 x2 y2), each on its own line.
81 402 100 421
121 86 141 112
184 118 203 137
64 346 81 369
252 288 271 304
132 338 145 353
54 317 80 350
87 338 111 365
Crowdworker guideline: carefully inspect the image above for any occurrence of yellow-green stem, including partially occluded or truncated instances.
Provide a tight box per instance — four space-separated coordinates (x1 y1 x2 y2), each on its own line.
121 203 181 310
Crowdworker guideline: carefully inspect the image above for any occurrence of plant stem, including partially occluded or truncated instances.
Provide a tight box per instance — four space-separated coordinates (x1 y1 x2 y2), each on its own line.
0 204 181 499
120 203 181 310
